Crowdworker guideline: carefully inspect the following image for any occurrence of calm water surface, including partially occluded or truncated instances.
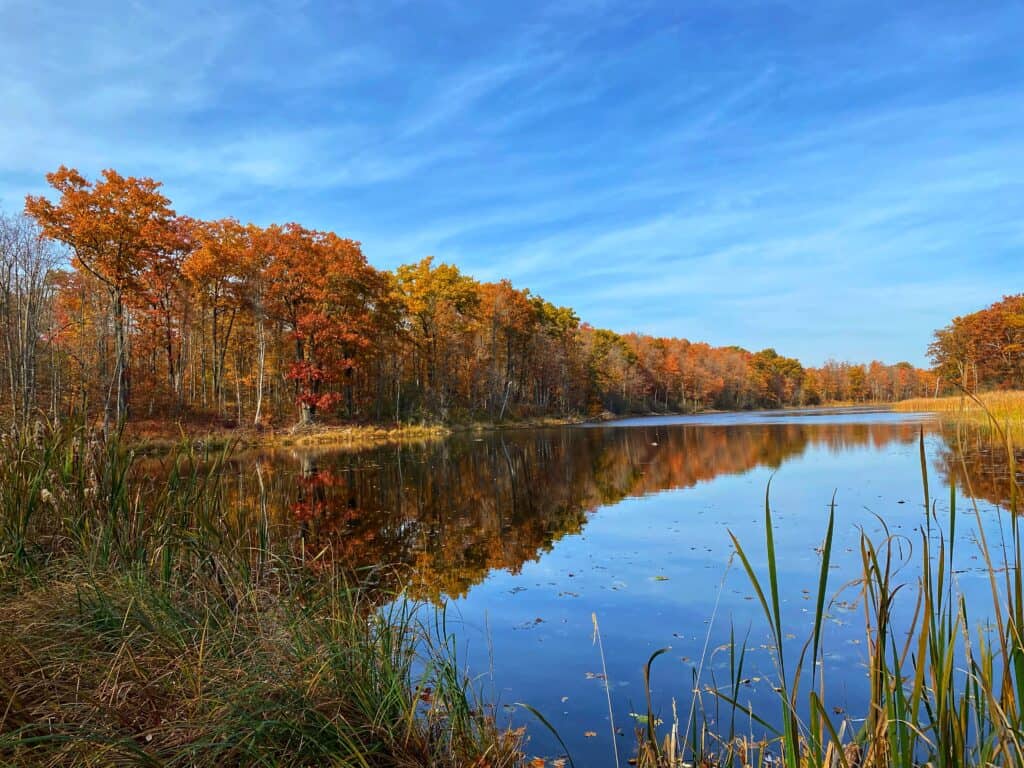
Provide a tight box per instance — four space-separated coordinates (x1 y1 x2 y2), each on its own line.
210 408 1019 765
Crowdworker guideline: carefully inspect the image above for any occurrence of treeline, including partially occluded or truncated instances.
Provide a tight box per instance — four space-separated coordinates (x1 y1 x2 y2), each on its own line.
929 294 1024 392
0 166 934 429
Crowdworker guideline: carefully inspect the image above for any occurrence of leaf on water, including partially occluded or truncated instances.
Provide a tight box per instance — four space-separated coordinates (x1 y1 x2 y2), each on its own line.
584 731 597 738
629 712 664 726
653 575 670 581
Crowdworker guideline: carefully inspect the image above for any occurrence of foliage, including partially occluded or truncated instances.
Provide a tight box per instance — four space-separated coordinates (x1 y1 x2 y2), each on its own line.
929 294 1024 392
1 166 935 431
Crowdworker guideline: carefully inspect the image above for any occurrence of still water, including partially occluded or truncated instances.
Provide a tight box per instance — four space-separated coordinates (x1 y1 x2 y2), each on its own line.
210 408 1018 764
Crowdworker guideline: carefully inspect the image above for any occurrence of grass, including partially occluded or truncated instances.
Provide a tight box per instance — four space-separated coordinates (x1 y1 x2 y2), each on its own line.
895 390 1024 437
0 422 523 767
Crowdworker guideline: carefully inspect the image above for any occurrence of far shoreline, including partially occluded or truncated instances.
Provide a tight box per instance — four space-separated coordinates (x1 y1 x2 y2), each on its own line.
116 400 943 452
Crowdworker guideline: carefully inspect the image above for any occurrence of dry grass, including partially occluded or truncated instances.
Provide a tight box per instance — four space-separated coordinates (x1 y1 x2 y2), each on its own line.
895 390 1024 440
281 423 450 448
121 420 452 451
1 576 518 767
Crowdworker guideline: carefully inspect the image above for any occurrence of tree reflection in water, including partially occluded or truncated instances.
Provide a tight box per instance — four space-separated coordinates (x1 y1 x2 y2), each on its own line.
187 420 937 601
934 422 1024 509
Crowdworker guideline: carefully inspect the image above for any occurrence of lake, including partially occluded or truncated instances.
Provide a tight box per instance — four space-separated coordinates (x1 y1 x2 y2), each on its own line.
198 407 1018 765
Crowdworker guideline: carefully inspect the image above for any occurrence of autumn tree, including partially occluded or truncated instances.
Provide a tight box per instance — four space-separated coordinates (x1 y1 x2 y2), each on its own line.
134 215 194 411
475 280 537 419
25 167 181 425
262 224 384 424
930 295 1024 392
4 165 951 432
529 297 581 413
748 348 805 407
395 257 480 417
184 218 256 414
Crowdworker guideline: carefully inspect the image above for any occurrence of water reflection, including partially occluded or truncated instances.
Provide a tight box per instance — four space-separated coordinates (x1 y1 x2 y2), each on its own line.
208 419 934 601
935 423 1024 509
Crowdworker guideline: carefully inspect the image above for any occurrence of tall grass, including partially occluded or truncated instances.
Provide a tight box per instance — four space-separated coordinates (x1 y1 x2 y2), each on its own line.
895 390 1024 438
632 421 1024 767
0 421 523 767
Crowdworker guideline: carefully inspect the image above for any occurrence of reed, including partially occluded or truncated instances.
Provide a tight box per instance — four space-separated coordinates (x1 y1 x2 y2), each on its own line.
895 390 1024 438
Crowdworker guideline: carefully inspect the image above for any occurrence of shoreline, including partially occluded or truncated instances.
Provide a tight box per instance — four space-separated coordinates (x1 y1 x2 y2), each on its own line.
120 401 914 451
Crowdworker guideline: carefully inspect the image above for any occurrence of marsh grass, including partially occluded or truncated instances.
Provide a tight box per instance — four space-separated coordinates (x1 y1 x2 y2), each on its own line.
895 390 1024 439
0 421 523 767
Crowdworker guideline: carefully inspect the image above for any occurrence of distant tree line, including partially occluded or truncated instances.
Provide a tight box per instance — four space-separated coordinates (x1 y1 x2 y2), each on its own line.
0 167 936 429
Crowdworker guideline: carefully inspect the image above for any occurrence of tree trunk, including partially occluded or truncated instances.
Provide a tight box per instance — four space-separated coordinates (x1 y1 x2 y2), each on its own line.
254 313 266 425
112 287 130 424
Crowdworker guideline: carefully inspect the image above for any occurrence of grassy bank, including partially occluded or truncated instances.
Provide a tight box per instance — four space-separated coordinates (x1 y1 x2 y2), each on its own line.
121 420 453 451
120 415 597 451
0 424 523 767
119 403 886 451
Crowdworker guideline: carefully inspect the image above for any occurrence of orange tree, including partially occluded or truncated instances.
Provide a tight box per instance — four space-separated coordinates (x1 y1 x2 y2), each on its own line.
262 224 385 424
26 167 181 424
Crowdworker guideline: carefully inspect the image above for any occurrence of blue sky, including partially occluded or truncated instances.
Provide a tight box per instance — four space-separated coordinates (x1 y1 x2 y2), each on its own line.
3 0 1023 366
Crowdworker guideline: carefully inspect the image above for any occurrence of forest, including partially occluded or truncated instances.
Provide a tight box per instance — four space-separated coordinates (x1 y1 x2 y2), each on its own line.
1 167 944 431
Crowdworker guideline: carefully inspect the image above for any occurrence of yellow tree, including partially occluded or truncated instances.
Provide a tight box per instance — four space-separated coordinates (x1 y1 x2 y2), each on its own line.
395 256 480 415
